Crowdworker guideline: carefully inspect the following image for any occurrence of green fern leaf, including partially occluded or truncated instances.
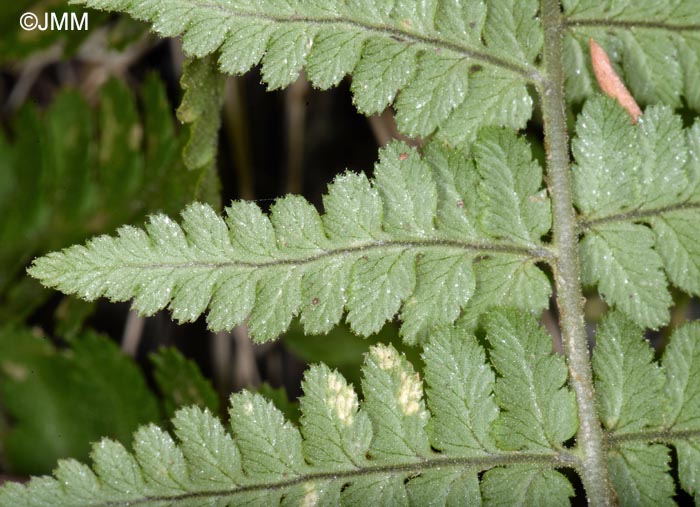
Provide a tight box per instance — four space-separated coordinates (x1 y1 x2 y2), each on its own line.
0 72 215 322
70 0 540 151
461 255 552 329
580 222 672 329
484 0 542 63
608 443 675 507
661 322 700 499
0 315 580 506
575 96 700 329
422 325 498 455
562 0 700 109
593 313 696 507
592 312 664 434
662 322 700 431
299 363 372 470
435 67 534 152
394 52 470 138
594 318 700 505
171 406 242 489
653 210 700 297
676 440 700 503
475 128 551 245
485 309 578 451
176 55 224 173
406 469 481 506
362 344 431 461
230 391 307 482
572 97 645 218
481 466 575 506
28 140 552 343
573 97 688 218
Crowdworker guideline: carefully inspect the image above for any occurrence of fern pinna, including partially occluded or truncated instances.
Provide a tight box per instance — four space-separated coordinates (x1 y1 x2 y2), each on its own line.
3 0 700 505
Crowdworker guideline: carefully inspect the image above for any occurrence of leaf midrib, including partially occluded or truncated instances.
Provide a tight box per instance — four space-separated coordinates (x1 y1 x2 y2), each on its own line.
186 0 540 79
577 201 700 232
606 428 700 446
564 18 700 32
83 239 553 271
89 451 577 507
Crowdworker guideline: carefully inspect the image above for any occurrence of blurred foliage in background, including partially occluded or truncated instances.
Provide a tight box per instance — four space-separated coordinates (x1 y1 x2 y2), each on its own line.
0 1 222 475
0 1 102 62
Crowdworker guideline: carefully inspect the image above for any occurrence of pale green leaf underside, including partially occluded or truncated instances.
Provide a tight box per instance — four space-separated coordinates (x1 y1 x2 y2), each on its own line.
28 139 552 343
580 222 672 329
457 255 553 330
575 97 700 329
70 0 540 151
662 322 700 431
595 320 700 503
592 312 664 434
485 309 578 451
0 319 577 507
481 466 574 507
608 443 675 507
562 0 700 109
422 325 498 455
661 323 700 500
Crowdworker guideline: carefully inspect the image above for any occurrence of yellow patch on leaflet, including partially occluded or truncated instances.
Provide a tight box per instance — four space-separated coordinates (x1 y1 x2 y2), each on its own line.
302 483 319 507
589 38 642 124
371 345 400 370
398 371 422 416
326 371 357 426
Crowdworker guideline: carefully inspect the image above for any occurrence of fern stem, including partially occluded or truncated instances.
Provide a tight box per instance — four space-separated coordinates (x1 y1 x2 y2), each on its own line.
577 201 700 231
563 17 700 32
607 428 700 446
540 1 615 505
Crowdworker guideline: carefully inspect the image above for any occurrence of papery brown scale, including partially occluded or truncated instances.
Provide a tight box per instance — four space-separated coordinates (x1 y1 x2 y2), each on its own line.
589 38 642 124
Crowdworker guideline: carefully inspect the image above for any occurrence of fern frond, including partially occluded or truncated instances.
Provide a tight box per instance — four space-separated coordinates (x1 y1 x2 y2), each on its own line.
593 317 700 505
176 55 224 173
0 310 580 506
592 313 664 434
481 466 575 506
575 96 700 328
485 309 577 451
661 322 700 500
28 139 553 343
608 443 675 507
562 0 700 109
70 0 541 151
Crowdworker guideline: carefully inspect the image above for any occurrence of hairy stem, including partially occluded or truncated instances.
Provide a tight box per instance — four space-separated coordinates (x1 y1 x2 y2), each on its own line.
607 428 700 446
73 452 579 507
540 1 615 505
